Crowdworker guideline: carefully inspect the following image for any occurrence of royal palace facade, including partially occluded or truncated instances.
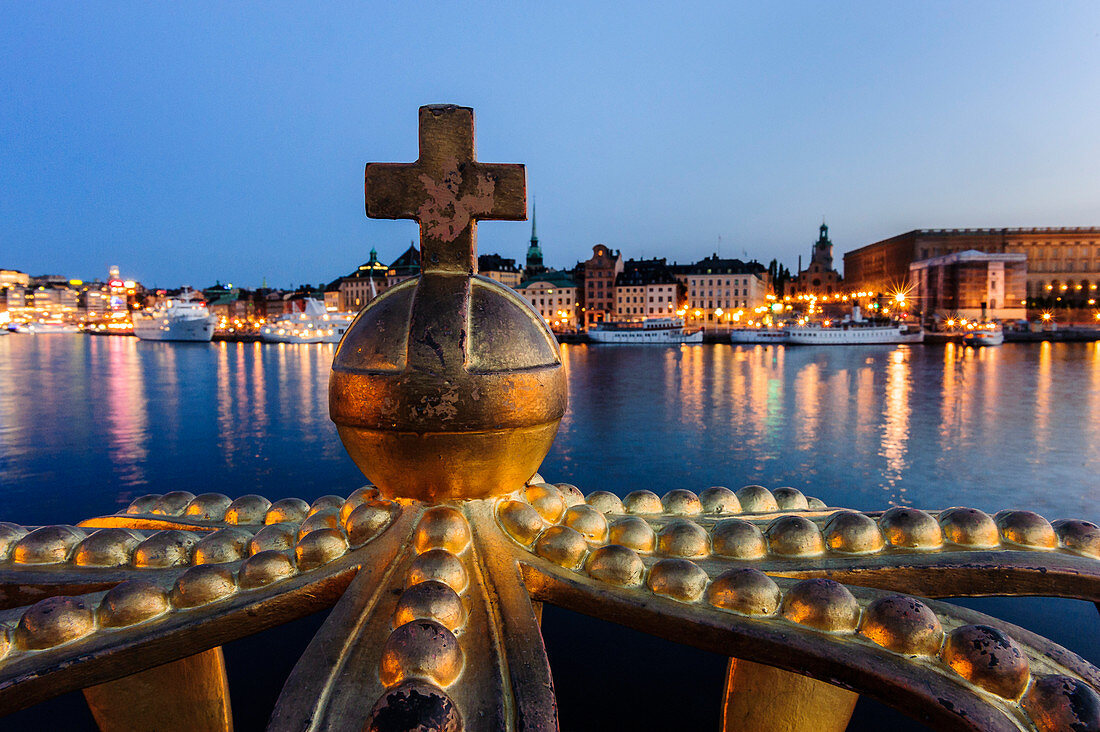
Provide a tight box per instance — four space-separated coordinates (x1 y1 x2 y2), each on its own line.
844 227 1100 301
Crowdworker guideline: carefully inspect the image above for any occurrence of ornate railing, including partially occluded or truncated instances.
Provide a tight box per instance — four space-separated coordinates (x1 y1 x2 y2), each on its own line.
2 105 1099 731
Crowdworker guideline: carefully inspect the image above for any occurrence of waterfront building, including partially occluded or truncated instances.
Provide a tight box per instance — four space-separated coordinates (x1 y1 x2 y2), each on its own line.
334 247 390 311
524 204 546 278
673 255 769 325
844 227 1100 300
478 253 523 289
516 271 577 331
788 222 843 298
582 244 623 328
30 284 79 320
0 269 30 288
614 258 682 320
910 250 1027 322
386 243 421 288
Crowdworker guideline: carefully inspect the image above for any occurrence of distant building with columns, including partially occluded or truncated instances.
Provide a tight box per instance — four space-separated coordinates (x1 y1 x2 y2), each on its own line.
910 250 1028 322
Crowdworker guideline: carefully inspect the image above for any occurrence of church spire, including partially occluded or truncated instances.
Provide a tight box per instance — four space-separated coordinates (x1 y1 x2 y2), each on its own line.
530 200 538 245
525 198 545 276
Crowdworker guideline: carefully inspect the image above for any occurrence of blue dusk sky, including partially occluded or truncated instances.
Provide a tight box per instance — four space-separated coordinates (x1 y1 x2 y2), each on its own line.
3 2 1099 289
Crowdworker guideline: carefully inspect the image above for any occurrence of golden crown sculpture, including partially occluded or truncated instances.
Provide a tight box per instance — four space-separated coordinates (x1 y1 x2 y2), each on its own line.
2 105 1100 732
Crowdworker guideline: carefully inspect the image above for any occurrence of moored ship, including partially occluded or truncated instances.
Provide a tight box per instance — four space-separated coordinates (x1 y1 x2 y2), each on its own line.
261 299 354 344
588 317 703 344
786 306 923 346
729 325 789 345
132 298 216 342
962 324 1004 346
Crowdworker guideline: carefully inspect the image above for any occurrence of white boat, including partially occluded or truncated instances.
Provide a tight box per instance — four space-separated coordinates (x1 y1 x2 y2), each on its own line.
132 298 216 342
588 317 703 344
730 327 789 345
261 299 353 344
963 325 1004 346
11 321 82 334
787 321 923 345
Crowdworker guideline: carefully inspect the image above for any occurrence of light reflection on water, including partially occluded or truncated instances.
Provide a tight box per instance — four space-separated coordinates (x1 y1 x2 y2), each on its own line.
2 336 1100 730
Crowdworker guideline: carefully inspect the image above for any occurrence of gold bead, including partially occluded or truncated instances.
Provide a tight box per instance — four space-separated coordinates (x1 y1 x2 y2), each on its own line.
132 530 199 567
1052 519 1100 559
807 497 828 510
622 490 662 514
193 528 252 565
308 495 346 517
150 491 196 516
239 550 297 589
414 507 471 554
824 511 885 554
858 595 943 655
524 483 566 523
496 500 545 546
608 517 657 553
72 528 140 567
879 507 943 550
394 581 466 631
340 486 380 524
124 494 160 515
661 489 702 516
12 525 86 564
264 498 310 525
183 493 232 521
249 523 298 555
379 620 464 688
711 519 767 559
646 558 709 602
706 568 781 616
97 580 170 627
939 507 1000 548
942 625 1030 699
657 520 710 558
295 528 348 571
563 505 609 542
345 500 398 546
224 494 272 525
297 509 341 541
699 486 741 514
585 491 624 514
0 626 11 659
995 510 1056 549
736 485 779 513
779 579 860 632
527 472 545 486
0 522 29 562
556 483 585 507
1022 675 1100 732
406 550 467 593
772 487 809 511
367 682 461 732
15 596 96 650
533 525 588 569
585 545 645 587
765 516 825 557
170 565 237 608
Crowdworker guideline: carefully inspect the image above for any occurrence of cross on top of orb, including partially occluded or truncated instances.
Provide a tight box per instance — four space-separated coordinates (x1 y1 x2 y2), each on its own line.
365 105 527 275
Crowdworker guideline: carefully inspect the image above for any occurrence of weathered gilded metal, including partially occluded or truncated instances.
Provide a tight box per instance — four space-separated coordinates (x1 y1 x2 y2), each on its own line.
331 104 566 502
2 106 1100 732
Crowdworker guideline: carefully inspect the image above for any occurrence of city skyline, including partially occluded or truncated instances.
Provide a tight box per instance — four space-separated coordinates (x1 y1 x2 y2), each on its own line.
4 2 1100 288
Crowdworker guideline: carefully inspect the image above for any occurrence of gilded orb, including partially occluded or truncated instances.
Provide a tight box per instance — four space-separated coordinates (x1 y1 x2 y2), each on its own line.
330 273 566 503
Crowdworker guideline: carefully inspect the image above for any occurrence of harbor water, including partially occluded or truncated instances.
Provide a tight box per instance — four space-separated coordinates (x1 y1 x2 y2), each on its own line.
2 335 1099 730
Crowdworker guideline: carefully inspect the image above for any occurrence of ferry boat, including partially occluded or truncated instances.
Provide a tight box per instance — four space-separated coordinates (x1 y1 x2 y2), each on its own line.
132 298 216 342
962 324 1004 347
786 307 923 346
10 320 82 334
729 326 789 345
588 317 703 344
261 299 354 344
